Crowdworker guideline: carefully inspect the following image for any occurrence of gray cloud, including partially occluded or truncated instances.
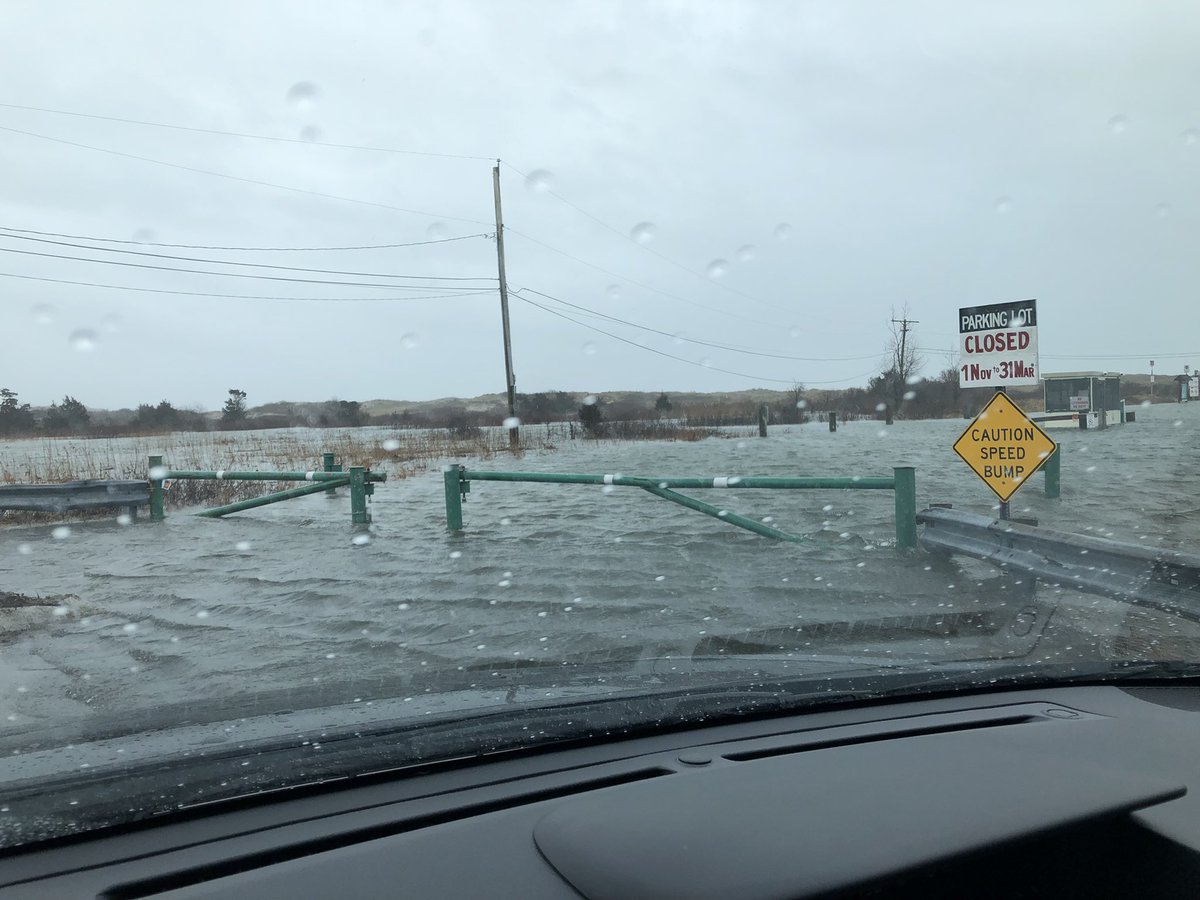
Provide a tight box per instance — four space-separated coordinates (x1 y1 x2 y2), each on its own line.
2 0 1198 409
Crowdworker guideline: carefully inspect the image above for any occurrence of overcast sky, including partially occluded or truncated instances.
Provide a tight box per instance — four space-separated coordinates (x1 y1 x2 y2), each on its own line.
2 1 1198 410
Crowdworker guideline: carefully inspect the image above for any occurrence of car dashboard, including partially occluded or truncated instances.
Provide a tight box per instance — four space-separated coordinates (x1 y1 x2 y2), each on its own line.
3 683 1200 898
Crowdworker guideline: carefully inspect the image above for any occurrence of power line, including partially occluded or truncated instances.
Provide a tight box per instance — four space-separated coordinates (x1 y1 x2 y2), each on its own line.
0 232 496 281
515 293 878 386
517 287 883 362
0 246 491 290
504 226 776 327
0 101 495 161
0 224 492 252
0 270 493 302
0 124 491 226
502 160 796 316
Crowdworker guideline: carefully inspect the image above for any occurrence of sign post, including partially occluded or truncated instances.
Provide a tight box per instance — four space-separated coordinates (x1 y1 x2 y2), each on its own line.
953 391 1056 519
958 299 1039 389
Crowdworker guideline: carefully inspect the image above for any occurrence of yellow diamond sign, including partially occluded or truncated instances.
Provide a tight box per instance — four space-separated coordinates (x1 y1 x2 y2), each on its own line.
953 391 1057 502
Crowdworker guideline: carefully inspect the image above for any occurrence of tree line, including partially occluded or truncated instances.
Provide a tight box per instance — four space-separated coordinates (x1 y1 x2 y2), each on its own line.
0 373 995 441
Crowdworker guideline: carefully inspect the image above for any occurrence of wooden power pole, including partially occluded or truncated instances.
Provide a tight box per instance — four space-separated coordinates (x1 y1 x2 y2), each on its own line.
492 161 518 449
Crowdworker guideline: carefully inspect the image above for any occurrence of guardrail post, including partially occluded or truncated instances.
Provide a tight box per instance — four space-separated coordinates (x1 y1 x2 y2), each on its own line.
893 466 917 550
1044 445 1060 499
444 465 464 532
829 412 837 432
148 455 165 521
323 452 341 497
349 466 369 525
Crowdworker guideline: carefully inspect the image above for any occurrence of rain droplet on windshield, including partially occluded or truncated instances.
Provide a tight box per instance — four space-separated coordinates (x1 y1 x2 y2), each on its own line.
235 540 252 552
582 341 598 356
299 125 323 142
131 227 157 243
426 222 449 241
286 81 321 108
994 196 1012 214
100 313 122 333
400 333 419 350
149 466 168 480
630 222 657 244
31 303 55 325
523 169 554 193
903 390 916 401
1183 128 1199 146
582 395 597 406
69 329 98 352
606 284 623 299
700 357 714 367
736 245 757 262
773 223 793 241
705 259 730 279
351 534 371 546
1107 113 1128 134
17 543 33 555
502 416 521 429
116 513 133 526
382 438 401 451
51 526 71 540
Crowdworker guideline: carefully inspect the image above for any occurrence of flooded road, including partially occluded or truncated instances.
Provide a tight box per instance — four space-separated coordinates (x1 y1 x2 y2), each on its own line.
2 402 1198 737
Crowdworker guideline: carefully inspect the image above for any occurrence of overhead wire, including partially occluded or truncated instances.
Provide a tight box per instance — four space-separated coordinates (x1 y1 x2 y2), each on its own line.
0 271 493 303
501 160 796 316
503 226 776 328
517 287 883 363
0 224 492 252
0 246 489 290
0 231 495 281
0 124 491 226
0 101 495 161
514 293 878 386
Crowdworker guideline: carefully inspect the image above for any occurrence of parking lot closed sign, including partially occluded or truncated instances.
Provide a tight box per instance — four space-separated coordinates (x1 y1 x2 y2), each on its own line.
958 299 1039 388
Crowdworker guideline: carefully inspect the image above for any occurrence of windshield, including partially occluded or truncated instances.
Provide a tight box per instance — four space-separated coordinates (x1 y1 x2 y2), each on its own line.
3 0 1199 848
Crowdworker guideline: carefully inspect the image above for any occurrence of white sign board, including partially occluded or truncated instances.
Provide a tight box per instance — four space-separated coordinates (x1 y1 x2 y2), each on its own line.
1069 395 1089 411
958 299 1039 389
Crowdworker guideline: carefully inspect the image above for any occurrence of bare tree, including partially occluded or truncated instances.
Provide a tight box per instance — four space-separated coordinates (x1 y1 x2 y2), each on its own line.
882 304 924 415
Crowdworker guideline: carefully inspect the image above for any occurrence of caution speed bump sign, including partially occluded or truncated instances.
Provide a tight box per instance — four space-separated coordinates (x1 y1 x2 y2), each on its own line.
953 391 1057 502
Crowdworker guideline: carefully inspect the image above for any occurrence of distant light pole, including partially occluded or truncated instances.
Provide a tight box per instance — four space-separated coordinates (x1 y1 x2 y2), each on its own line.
1150 359 1155 403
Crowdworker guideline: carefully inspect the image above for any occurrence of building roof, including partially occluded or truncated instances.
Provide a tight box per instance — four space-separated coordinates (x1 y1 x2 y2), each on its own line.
1042 372 1123 380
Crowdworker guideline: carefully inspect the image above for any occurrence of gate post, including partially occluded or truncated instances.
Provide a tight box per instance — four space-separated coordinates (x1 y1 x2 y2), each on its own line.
893 466 917 550
349 466 370 525
149 455 165 522
1043 445 1060 499
444 465 464 532
323 452 341 497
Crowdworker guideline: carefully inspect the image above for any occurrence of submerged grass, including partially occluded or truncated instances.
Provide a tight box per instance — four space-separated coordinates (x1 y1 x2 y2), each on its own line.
0 421 728 515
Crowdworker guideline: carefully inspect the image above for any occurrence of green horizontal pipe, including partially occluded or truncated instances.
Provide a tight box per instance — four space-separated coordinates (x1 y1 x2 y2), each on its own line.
196 478 350 518
460 471 894 490
165 470 385 483
639 483 805 542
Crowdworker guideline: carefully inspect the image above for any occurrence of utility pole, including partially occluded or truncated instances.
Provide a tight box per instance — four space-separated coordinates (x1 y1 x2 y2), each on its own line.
890 312 919 421
492 161 518 449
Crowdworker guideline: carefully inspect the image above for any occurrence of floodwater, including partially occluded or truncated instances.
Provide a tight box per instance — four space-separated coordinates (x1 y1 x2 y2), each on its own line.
2 402 1198 740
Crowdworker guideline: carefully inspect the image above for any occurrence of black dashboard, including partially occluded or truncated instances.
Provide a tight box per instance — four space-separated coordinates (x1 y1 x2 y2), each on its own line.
3 684 1200 898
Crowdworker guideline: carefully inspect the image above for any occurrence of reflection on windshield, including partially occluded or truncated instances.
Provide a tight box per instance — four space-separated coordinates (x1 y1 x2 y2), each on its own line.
2 1 1200 849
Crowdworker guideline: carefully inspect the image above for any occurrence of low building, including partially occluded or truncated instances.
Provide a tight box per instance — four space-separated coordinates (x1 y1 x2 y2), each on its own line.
1037 372 1124 429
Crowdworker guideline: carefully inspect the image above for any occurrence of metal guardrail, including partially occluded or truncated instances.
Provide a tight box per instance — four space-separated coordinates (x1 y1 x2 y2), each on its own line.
444 466 918 548
0 480 149 516
148 455 385 526
918 506 1200 617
